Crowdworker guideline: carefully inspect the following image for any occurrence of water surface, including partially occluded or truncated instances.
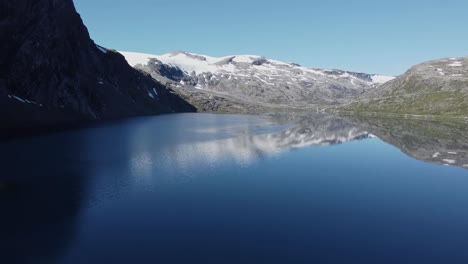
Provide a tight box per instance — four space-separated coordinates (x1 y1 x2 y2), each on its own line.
1 113 468 264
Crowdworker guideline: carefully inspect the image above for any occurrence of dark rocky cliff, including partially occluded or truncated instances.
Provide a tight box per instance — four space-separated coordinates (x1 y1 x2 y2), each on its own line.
0 0 195 134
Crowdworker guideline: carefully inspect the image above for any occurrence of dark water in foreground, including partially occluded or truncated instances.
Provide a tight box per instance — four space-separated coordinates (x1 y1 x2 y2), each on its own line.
1 113 468 264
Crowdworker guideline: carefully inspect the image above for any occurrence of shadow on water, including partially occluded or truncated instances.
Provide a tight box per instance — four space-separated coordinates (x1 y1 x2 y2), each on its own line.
0 116 167 263
0 133 90 264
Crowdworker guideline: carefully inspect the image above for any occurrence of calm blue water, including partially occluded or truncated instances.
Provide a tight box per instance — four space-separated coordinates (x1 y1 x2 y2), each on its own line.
1 113 467 264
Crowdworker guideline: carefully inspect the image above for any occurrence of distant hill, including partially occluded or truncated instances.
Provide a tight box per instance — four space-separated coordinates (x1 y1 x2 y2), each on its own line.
341 57 468 117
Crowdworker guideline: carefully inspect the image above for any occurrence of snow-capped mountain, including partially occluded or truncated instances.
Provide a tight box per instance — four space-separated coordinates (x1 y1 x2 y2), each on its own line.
120 51 394 110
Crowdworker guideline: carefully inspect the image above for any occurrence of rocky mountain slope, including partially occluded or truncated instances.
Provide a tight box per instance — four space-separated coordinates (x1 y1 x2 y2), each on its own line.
341 57 468 117
0 0 195 134
120 51 394 112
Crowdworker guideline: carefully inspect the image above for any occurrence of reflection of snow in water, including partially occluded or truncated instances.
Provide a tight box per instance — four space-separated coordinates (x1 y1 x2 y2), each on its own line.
130 122 369 179
443 159 456 164
430 151 465 167
162 126 370 171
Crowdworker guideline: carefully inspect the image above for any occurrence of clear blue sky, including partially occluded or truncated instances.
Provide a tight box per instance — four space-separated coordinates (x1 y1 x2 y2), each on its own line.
74 0 468 76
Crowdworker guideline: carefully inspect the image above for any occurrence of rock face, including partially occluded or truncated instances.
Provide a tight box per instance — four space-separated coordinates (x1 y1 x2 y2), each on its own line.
0 0 195 132
342 57 468 116
120 51 394 112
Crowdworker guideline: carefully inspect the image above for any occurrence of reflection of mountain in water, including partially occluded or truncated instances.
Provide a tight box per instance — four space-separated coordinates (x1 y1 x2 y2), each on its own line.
257 116 371 150
157 116 372 168
1 113 467 264
352 117 468 169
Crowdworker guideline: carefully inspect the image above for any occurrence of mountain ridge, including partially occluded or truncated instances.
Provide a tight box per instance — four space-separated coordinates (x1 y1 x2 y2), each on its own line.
120 50 394 112
121 50 393 84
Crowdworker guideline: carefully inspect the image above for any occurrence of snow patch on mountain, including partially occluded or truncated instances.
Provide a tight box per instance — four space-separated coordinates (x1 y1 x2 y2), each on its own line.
448 61 463 67
120 52 156 68
371 75 396 84
96 45 108 54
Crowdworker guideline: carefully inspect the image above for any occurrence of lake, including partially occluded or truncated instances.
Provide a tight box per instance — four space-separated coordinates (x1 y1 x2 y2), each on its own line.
1 113 468 264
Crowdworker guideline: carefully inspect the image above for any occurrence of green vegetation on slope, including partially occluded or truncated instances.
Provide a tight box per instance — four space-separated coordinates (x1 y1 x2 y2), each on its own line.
342 91 468 117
